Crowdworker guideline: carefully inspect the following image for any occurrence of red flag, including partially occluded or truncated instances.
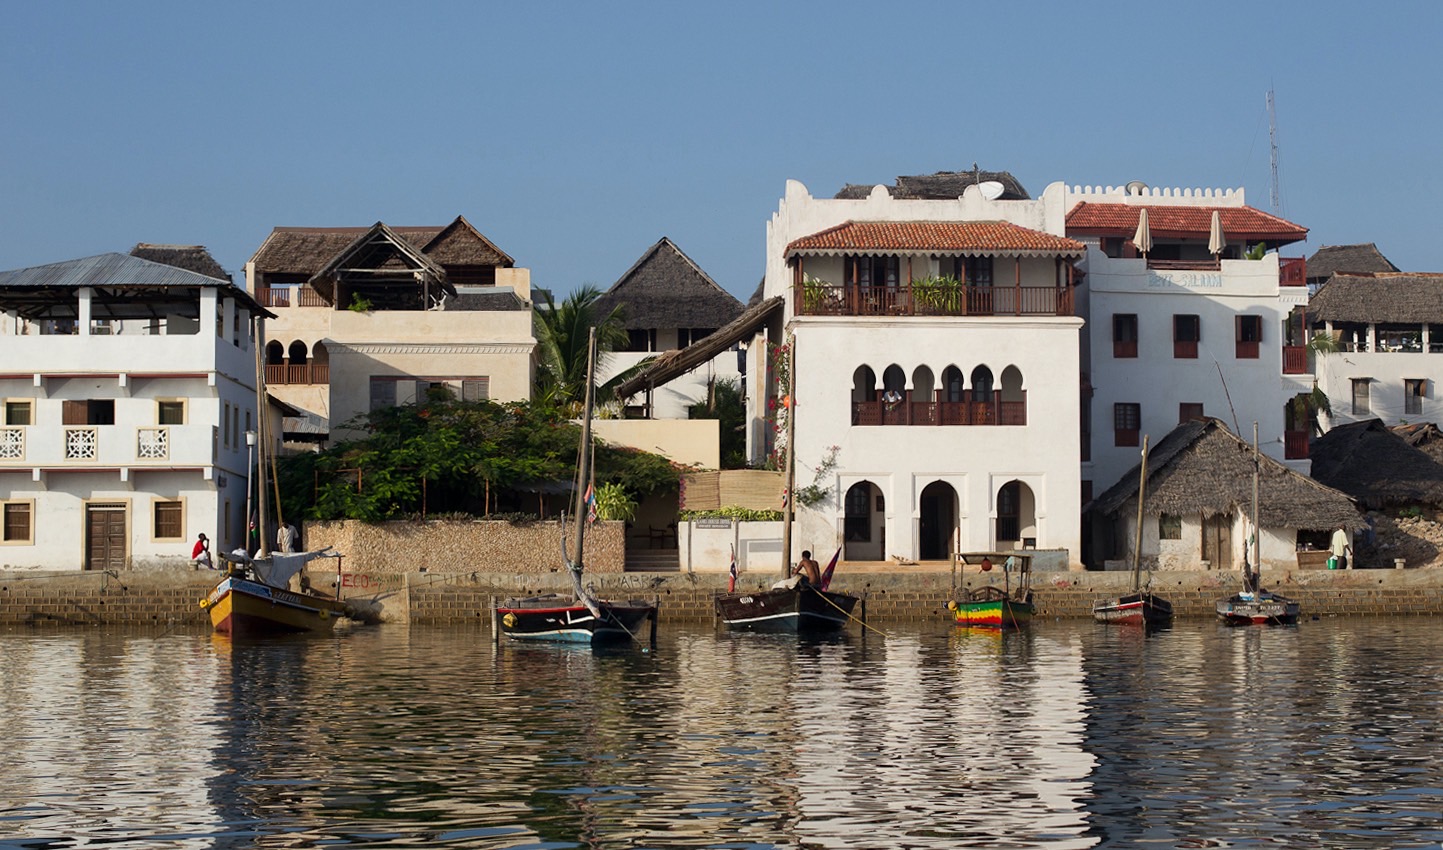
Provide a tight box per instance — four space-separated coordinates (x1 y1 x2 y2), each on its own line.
819 547 840 590
728 545 738 593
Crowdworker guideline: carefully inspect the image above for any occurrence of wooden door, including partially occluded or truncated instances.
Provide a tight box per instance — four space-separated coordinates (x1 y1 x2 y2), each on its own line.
85 504 127 571
1201 513 1232 571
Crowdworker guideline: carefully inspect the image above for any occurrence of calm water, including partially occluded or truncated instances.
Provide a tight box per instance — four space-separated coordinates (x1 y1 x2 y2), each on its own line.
2 618 1442 849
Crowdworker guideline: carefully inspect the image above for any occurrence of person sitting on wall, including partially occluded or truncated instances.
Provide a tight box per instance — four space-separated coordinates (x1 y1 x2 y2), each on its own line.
191 533 213 569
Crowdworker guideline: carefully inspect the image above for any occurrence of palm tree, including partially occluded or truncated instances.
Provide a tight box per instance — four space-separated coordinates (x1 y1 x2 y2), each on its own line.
534 286 637 410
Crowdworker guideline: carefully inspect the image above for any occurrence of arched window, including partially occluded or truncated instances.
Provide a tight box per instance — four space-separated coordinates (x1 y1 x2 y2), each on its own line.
852 365 877 402
882 365 906 398
942 366 964 402
970 365 994 403
265 340 284 366
287 340 309 366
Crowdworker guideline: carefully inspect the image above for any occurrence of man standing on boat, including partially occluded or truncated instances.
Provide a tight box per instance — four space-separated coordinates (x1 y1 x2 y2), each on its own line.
794 550 821 586
277 521 298 554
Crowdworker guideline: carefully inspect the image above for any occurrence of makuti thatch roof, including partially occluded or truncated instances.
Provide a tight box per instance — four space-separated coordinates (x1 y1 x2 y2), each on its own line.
1310 419 1443 509
130 243 229 281
1308 272 1443 324
1305 243 1398 283
249 216 510 275
834 168 1030 201
1091 418 1363 532
592 237 743 331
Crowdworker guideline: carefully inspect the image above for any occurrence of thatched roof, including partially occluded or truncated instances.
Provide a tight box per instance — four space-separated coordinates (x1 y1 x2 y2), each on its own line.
1306 243 1398 282
1392 422 1443 465
1307 272 1443 324
1310 419 1443 508
1091 418 1363 531
835 169 1030 201
249 216 511 275
592 237 743 331
130 243 229 280
307 221 451 303
616 296 784 400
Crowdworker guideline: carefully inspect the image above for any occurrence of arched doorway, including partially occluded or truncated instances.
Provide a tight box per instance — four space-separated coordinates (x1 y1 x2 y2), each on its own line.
919 480 958 560
287 340 309 365
996 479 1038 549
843 481 884 561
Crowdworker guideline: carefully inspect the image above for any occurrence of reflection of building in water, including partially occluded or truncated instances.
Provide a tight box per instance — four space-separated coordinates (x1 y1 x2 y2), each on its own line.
0 632 223 848
783 631 1095 849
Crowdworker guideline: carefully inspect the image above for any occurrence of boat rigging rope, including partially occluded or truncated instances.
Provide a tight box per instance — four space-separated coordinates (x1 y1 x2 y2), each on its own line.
809 586 890 638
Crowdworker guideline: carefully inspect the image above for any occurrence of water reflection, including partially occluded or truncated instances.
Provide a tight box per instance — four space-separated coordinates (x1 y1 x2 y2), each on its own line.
1 619 1441 848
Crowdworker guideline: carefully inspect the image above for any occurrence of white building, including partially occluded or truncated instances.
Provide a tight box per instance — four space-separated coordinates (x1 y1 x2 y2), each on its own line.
1307 272 1443 430
1064 185 1313 566
244 217 536 444
753 177 1088 568
0 251 267 569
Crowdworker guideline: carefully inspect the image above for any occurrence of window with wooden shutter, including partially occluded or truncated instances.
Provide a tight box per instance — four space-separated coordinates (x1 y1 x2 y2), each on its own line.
462 379 490 402
63 400 88 425
2 502 32 543
153 501 183 539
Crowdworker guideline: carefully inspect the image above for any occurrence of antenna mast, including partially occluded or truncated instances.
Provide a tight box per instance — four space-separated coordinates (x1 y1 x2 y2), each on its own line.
1267 88 1280 214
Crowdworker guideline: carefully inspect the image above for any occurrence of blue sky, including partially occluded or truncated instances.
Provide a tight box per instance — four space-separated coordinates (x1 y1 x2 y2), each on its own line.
3 1 1440 300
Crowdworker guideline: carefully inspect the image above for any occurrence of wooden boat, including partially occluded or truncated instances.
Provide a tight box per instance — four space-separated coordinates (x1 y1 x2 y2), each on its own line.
948 552 1034 629
715 579 858 634
1094 435 1174 626
496 329 657 646
202 549 369 637
1215 423 1300 626
947 584 1034 629
1216 588 1300 625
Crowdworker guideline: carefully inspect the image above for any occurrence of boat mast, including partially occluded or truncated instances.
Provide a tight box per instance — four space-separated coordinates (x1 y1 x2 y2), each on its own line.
779 332 797 579
1251 421 1261 592
1132 435 1149 594
572 327 598 572
254 314 270 559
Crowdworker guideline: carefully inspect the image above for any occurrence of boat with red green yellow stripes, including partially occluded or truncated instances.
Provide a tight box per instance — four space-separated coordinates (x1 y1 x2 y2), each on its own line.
947 552 1035 629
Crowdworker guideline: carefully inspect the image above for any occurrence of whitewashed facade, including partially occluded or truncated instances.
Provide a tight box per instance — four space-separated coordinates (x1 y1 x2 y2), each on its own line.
1066 185 1315 496
0 254 265 570
755 180 1086 569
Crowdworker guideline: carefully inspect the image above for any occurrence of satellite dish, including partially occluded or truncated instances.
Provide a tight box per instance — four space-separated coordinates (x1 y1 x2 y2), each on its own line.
1125 180 1149 196
978 180 1005 200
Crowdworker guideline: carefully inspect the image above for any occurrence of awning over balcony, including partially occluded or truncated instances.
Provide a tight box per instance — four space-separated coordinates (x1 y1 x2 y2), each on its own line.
785 221 1086 258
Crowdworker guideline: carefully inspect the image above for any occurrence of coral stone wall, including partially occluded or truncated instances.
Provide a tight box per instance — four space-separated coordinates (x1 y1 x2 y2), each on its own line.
303 519 626 574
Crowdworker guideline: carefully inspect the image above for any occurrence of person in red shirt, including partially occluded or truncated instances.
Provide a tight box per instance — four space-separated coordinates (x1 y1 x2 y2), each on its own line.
191 533 213 569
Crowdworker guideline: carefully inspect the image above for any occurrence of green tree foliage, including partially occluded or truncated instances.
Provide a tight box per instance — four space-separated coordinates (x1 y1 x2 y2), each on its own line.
278 387 682 523
686 377 747 468
534 285 629 410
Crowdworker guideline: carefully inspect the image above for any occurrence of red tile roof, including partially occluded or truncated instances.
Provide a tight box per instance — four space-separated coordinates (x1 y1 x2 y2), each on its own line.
1066 203 1307 243
786 220 1085 256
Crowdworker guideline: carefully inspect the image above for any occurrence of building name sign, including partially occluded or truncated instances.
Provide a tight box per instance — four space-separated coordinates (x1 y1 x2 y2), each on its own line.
694 517 733 529
1146 271 1223 290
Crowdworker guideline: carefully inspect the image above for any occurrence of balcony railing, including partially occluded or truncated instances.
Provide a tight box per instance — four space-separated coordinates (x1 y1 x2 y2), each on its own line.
65 427 98 460
796 283 1073 318
136 427 169 460
1284 430 1309 459
1235 340 1260 359
1280 257 1307 287
852 394 1026 426
258 286 329 308
1282 345 1308 374
265 363 330 385
0 427 22 459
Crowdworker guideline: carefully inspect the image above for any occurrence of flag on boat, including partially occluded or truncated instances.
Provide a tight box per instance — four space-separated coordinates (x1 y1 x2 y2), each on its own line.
819 546 840 590
584 482 598 524
728 544 738 592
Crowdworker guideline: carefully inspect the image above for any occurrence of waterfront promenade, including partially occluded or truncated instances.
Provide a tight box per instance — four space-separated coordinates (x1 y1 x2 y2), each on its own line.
2 565 1441 627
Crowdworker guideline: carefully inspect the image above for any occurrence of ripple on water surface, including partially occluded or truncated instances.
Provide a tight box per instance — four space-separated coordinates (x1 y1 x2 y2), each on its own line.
2 619 1442 848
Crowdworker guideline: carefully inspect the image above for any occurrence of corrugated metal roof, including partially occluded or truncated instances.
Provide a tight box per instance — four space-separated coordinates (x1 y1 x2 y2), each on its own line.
0 252 230 289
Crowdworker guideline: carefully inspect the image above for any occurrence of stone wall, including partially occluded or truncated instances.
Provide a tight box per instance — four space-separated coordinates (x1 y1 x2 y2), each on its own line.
303 518 626 574
6 565 1443 627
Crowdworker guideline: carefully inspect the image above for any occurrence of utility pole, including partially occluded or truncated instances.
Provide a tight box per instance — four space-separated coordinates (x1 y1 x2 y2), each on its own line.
1267 88 1281 215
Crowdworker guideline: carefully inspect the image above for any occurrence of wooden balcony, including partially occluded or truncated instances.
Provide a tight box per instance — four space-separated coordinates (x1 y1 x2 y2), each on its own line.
796 283 1073 318
1282 345 1308 374
1235 340 1260 359
265 363 329 385
1280 257 1307 287
1284 430 1309 459
852 394 1026 426
258 286 329 308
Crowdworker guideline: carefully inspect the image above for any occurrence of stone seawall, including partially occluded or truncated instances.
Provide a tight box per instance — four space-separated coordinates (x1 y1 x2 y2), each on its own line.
304 519 627 574
3 567 1442 627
